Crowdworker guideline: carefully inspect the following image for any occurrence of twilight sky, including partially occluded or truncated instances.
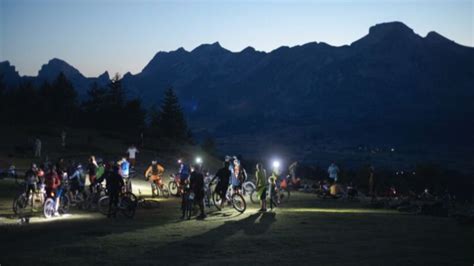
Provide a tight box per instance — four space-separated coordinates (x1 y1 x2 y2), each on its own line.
1 0 472 77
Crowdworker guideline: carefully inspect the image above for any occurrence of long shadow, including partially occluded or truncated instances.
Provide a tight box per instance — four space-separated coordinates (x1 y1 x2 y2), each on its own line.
146 211 277 265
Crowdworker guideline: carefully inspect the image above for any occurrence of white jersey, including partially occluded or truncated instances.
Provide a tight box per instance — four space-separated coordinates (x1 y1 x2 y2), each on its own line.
127 147 139 159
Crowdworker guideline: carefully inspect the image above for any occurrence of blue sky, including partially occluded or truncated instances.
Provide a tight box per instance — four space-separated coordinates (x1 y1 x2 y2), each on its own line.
1 0 472 77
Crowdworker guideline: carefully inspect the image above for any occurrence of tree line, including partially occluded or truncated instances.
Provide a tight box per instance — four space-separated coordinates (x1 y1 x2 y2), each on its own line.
0 72 192 144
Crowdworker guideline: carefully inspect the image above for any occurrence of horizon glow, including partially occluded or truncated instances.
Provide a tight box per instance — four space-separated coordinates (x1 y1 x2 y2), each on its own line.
1 0 472 77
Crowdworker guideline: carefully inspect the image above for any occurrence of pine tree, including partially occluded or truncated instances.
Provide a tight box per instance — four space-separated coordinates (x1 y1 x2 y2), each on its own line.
154 88 191 142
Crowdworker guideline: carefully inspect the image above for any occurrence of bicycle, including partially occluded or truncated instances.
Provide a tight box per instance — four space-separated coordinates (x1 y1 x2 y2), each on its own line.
150 178 170 198
13 183 47 215
242 180 256 197
98 190 137 218
43 188 69 218
212 185 246 213
168 174 181 196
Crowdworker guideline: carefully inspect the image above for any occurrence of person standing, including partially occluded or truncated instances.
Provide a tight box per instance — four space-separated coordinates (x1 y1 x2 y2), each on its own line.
190 164 206 219
87 156 98 193
268 171 278 210
255 163 267 212
368 165 375 199
211 161 232 208
96 163 124 218
117 157 131 191
34 138 42 158
328 162 340 183
126 145 139 169
61 130 67 148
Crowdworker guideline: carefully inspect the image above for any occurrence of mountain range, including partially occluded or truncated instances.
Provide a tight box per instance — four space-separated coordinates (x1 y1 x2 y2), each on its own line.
2 21 474 162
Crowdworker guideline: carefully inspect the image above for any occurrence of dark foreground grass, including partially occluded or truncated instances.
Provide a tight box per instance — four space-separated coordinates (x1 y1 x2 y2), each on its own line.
0 180 473 266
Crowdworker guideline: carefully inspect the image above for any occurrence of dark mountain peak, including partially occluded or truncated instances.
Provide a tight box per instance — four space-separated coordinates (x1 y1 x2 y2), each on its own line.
369 21 414 36
351 21 420 47
176 47 188 53
425 31 454 44
191 42 229 54
0 60 13 67
241 46 256 53
0 61 21 88
38 58 84 80
97 71 110 82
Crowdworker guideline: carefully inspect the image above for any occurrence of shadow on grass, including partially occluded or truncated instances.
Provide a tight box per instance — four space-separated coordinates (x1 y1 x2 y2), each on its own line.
149 211 276 264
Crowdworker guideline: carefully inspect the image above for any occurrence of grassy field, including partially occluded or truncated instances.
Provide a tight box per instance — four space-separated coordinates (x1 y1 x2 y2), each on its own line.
0 178 473 266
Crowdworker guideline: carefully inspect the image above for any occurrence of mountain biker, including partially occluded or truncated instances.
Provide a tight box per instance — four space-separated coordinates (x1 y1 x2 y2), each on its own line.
211 161 232 208
231 158 246 191
190 164 206 219
44 166 61 216
25 164 39 204
255 163 267 212
96 162 124 218
145 160 165 197
68 163 85 197
88 156 98 193
328 162 340 184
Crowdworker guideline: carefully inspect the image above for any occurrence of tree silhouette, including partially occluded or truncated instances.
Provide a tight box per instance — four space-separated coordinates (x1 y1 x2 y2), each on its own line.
153 88 191 142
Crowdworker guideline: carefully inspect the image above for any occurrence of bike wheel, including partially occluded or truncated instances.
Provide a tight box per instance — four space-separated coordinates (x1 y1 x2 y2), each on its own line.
161 185 170 198
212 191 222 211
43 198 55 218
123 192 138 207
59 195 70 214
120 196 136 218
13 193 28 215
169 181 178 196
250 190 259 204
231 193 246 213
243 182 256 196
98 196 110 216
279 189 290 203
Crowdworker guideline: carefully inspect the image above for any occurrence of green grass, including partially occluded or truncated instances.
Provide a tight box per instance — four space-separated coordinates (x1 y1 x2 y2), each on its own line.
0 179 473 266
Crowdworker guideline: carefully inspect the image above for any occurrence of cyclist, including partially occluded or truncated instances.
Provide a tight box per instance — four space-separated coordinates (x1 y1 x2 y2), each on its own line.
190 164 205 219
145 160 165 197
68 163 85 200
88 156 98 193
231 157 245 192
211 161 231 208
255 163 267 212
44 166 61 216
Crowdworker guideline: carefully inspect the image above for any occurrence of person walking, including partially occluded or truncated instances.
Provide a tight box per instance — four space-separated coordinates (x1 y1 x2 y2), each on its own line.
255 163 267 212
34 138 42 158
